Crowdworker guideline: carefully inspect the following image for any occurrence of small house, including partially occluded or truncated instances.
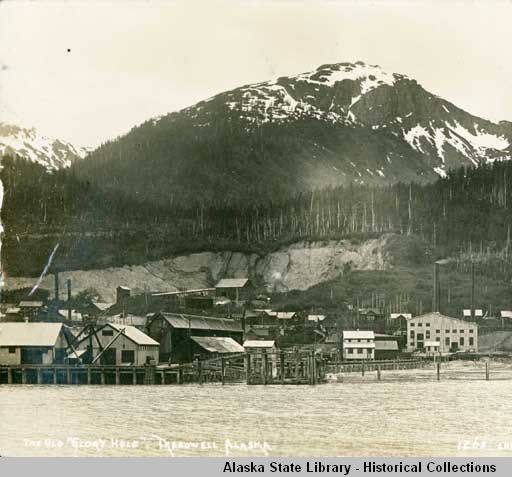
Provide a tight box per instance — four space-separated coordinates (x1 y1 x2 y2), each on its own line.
342 330 375 360
18 301 44 320
243 340 278 377
215 278 252 303
0 322 73 365
463 309 483 319
389 313 412 332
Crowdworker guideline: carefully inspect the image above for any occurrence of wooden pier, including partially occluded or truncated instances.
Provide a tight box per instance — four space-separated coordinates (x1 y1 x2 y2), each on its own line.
0 350 328 385
0 364 157 385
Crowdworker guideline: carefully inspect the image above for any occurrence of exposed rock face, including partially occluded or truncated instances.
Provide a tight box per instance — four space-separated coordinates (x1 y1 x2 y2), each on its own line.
4 235 392 302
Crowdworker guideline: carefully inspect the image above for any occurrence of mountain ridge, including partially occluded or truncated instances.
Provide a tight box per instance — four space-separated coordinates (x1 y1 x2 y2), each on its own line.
0 121 89 170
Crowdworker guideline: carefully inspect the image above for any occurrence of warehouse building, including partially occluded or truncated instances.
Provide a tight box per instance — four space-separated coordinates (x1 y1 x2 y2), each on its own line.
407 312 478 354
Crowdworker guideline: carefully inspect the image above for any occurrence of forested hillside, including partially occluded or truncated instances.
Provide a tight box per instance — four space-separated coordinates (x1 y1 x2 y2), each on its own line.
2 154 511 281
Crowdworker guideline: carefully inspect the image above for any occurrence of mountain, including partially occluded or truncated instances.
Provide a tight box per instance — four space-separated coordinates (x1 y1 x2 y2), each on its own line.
0 122 89 170
72 61 512 204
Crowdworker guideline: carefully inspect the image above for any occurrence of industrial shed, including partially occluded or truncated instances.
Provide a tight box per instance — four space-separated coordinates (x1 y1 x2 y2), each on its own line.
146 312 243 363
75 323 159 365
0 322 73 365
215 278 253 303
190 336 244 359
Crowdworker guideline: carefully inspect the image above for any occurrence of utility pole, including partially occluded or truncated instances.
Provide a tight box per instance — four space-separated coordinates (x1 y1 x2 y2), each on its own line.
470 262 475 321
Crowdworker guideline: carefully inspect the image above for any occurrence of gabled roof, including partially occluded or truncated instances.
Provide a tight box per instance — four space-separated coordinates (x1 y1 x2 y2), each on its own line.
307 315 326 322
410 312 478 326
215 278 249 288
92 302 114 311
154 313 242 333
191 336 244 354
18 301 43 308
276 312 296 320
6 307 21 314
243 340 276 348
107 314 147 327
343 330 375 340
106 323 159 346
0 323 64 347
500 310 512 319
390 313 412 320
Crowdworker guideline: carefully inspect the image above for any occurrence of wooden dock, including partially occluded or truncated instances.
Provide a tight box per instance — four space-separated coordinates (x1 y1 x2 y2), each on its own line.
0 350 328 385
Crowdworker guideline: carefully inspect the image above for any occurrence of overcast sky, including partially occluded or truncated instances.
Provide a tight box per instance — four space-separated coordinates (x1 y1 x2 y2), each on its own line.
1 0 511 147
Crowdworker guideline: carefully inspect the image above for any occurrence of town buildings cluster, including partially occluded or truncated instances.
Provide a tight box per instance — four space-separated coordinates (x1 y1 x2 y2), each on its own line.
1 274 509 369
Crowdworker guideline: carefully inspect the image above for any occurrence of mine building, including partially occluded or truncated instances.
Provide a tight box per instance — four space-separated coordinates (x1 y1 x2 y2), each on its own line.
0 322 73 365
74 323 159 365
215 278 253 304
407 312 478 354
146 312 243 363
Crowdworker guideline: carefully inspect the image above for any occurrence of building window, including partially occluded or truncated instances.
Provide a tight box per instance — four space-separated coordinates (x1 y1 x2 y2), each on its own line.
469 337 474 346
121 350 135 363
418 323 423 327
426 323 430 327
367 339 371 343
460 329 465 333
410 330 415 339
102 329 114 336
436 329 440 333
445 337 450 346
460 337 465 346
469 329 474 334
436 337 440 342
410 341 414 346
357 348 363 354
347 348 353 354
8 347 16 354
426 331 431 339
452 329 457 333
410 323 415 327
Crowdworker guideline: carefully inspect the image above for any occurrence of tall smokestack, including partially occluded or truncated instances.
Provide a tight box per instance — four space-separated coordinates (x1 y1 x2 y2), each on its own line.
433 263 439 313
54 268 60 301
67 279 72 321
470 262 475 321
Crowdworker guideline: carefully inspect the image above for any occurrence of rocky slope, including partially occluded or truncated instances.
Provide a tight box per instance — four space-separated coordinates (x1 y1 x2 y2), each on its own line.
4 235 392 302
0 122 88 169
73 61 512 203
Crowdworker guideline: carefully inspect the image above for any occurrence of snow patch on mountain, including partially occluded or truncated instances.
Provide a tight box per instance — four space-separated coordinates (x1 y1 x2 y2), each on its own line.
0 122 88 169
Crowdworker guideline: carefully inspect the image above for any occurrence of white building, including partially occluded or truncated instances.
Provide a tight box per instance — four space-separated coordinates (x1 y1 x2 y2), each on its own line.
407 312 478 354
0 323 71 365
76 323 159 365
342 330 375 360
424 340 441 357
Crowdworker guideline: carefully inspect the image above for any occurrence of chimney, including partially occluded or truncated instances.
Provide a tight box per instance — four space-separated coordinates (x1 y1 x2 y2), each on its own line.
433 263 439 313
67 279 72 322
54 268 60 301
470 262 475 321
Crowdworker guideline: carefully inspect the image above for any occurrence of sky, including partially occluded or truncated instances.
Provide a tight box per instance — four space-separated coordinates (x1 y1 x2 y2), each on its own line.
1 0 511 148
